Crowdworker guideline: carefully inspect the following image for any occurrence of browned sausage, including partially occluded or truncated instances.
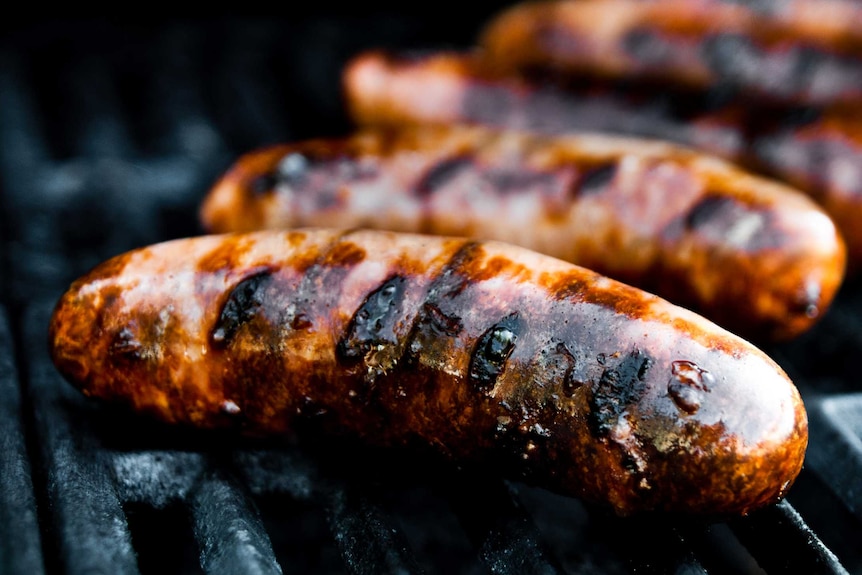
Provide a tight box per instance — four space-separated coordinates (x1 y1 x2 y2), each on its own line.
48 227 807 517
477 0 862 108
634 0 862 27
198 124 846 343
343 49 862 270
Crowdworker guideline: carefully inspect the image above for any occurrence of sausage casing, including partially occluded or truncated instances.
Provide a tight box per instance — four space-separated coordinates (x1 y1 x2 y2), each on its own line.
199 124 846 342
477 0 862 107
49 228 807 517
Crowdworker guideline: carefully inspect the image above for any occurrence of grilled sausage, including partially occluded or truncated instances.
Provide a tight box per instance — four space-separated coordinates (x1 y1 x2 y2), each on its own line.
198 124 845 342
477 0 862 108
343 49 862 269
48 227 807 517
343 49 750 162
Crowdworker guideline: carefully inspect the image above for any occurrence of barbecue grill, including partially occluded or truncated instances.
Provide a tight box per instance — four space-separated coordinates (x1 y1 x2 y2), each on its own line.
2 10 861 574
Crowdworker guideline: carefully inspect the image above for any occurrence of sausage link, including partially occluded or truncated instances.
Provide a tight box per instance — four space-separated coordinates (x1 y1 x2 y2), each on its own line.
343 49 862 271
199 124 845 342
477 0 862 107
48 228 807 517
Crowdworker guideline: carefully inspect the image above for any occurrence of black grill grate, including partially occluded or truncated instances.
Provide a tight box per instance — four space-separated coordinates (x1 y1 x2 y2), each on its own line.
1 12 861 575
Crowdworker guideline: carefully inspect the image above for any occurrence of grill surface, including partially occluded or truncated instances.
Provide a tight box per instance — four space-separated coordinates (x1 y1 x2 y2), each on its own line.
2 11 862 575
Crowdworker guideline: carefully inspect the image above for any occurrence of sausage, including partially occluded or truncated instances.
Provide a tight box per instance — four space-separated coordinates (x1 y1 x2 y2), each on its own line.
477 0 862 108
48 227 807 517
343 49 862 270
634 0 862 26
342 49 751 162
198 124 846 342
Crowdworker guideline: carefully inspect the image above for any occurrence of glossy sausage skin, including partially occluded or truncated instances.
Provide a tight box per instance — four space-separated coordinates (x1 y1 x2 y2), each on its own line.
49 228 807 517
477 0 862 107
199 124 846 342
343 49 862 270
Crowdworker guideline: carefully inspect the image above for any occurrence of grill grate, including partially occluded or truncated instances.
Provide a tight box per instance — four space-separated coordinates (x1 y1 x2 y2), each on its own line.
1 12 861 575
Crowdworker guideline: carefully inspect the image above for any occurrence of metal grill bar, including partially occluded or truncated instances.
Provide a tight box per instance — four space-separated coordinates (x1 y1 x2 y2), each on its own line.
327 487 425 575
444 477 568 575
730 500 849 575
191 470 284 575
0 308 46 575
24 303 140 575
805 395 862 523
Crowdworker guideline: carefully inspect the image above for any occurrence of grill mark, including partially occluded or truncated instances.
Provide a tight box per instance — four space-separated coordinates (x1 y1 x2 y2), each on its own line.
684 195 783 251
576 163 618 196
588 349 653 437
685 196 734 231
468 312 521 393
622 28 676 66
276 230 364 334
337 275 408 364
700 33 762 85
484 168 562 193
248 173 278 196
415 156 474 197
212 271 273 347
403 241 480 364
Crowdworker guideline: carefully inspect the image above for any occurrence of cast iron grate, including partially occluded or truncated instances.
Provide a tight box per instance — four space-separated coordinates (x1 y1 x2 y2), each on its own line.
1 12 860 575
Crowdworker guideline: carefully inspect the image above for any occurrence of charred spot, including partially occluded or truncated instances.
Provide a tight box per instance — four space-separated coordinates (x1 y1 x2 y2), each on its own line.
554 341 585 397
403 241 478 363
576 163 617 196
484 168 561 193
469 313 522 393
337 275 408 364
427 241 483 298
415 156 474 197
622 29 675 66
700 33 761 83
248 172 278 196
789 46 828 92
588 349 653 437
774 106 822 130
211 271 272 347
720 0 779 16
685 195 734 231
683 195 783 250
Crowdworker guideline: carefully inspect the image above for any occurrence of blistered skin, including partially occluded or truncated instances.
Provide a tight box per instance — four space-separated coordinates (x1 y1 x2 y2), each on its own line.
477 0 862 108
199 124 845 342
49 228 806 517
343 49 862 270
